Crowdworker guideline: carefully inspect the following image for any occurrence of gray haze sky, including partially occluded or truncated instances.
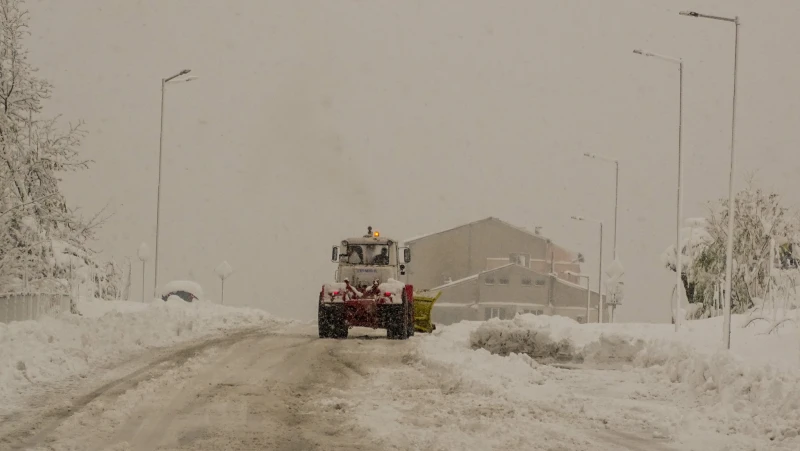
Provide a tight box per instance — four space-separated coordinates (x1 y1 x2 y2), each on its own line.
25 0 800 322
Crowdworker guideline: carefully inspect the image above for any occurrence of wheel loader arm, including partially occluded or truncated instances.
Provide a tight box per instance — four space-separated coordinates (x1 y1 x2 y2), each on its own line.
412 290 441 333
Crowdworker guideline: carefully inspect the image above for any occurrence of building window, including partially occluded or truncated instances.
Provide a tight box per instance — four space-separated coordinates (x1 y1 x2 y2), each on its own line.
534 279 546 286
487 307 506 319
521 278 532 286
498 277 509 285
520 309 544 316
484 276 495 285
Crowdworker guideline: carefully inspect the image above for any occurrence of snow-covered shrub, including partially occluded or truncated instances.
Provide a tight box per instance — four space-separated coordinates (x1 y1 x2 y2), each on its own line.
469 316 577 362
662 177 800 314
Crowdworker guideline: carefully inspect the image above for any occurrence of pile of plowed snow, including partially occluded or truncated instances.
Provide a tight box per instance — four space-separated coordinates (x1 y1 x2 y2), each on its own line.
460 313 800 442
414 321 548 400
0 297 288 415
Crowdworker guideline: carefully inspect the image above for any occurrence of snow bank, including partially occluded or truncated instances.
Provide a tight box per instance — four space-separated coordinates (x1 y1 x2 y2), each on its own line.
415 321 547 399
462 313 800 442
76 298 151 318
0 297 288 415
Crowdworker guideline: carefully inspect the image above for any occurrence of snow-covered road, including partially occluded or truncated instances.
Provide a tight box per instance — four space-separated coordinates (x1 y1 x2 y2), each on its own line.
5 320 788 450
2 324 374 450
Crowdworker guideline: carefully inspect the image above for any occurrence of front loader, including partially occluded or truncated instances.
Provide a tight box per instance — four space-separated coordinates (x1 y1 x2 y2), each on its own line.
318 226 437 339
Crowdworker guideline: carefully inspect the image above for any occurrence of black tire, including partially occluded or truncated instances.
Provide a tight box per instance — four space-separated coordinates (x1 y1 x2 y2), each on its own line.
394 300 410 340
318 306 332 338
407 308 415 337
318 305 347 339
336 321 349 339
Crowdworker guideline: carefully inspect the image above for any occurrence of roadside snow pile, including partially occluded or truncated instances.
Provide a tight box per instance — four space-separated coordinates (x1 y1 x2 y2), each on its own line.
415 321 546 398
466 313 800 442
471 314 654 365
77 298 150 318
0 297 288 415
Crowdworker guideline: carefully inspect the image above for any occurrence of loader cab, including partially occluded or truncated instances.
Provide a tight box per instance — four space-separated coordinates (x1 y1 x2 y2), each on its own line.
330 227 412 278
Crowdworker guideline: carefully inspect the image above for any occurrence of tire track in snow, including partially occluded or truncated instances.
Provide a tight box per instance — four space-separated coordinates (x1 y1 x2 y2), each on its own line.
0 327 270 450
4 325 396 450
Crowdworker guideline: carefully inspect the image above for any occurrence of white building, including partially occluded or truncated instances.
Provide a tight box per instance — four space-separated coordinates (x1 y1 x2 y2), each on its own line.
405 217 607 324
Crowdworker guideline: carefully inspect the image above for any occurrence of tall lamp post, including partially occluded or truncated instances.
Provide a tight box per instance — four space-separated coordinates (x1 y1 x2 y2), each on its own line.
679 10 740 349
633 48 685 332
571 215 604 323
566 271 592 324
582 153 619 261
153 69 198 296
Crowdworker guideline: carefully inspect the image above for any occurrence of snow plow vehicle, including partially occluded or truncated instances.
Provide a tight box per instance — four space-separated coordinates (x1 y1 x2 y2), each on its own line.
319 226 439 339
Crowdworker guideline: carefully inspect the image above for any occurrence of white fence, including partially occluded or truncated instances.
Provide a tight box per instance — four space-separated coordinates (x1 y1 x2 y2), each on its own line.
0 292 73 324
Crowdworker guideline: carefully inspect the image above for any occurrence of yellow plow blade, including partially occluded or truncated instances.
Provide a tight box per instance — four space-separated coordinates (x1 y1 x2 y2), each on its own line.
412 290 441 333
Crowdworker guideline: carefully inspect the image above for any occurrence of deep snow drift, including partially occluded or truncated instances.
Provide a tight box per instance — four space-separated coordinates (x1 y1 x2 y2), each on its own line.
0 297 287 415
420 312 800 445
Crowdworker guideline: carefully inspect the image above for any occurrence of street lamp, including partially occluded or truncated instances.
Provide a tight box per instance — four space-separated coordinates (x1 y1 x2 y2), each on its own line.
583 153 619 261
566 270 592 324
679 10 740 349
154 69 198 296
571 215 604 323
633 48 684 332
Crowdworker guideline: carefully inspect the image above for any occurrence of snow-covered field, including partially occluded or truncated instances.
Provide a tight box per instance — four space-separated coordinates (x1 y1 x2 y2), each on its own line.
0 297 288 416
408 312 800 448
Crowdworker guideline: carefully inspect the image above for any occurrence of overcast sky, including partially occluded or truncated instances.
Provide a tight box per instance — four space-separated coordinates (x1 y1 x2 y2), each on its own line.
25 0 800 322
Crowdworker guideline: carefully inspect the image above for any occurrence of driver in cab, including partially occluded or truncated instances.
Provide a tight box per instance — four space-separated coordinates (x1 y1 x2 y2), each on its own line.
372 247 389 265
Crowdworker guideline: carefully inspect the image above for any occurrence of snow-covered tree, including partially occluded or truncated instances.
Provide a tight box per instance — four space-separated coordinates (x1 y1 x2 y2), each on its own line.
662 177 799 316
0 0 113 295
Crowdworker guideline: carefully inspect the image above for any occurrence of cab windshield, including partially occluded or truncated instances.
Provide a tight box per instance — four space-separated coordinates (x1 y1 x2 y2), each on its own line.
345 244 390 265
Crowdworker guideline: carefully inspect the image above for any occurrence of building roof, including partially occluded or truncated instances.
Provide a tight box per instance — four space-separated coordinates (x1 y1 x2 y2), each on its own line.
404 217 552 245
